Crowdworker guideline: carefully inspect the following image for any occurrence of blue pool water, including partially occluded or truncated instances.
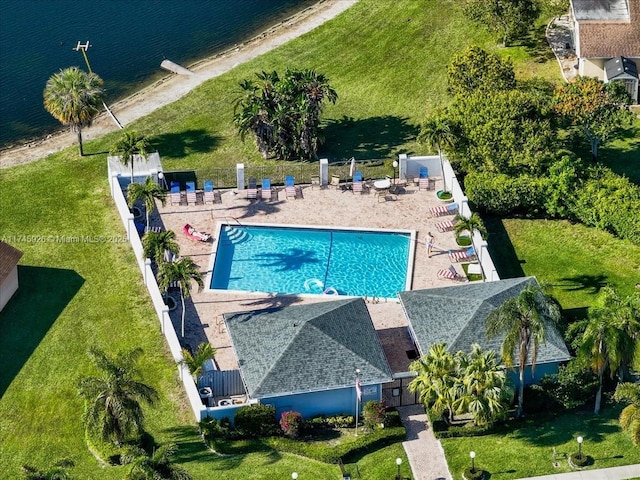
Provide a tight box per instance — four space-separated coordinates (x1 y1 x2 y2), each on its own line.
210 225 412 298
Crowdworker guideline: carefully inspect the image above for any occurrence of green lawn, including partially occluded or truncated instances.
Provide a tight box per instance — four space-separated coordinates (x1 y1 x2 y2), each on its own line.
1 0 638 478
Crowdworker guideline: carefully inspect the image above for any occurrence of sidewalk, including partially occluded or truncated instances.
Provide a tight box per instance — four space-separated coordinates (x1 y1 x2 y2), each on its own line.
516 464 640 480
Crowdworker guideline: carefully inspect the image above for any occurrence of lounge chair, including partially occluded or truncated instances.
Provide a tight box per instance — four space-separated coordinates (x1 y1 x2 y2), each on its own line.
449 247 477 263
203 180 222 204
186 181 197 205
437 265 466 282
330 174 341 190
285 175 301 199
260 178 276 201
436 219 455 232
429 202 458 217
170 181 181 205
419 167 429 191
182 223 211 242
352 171 367 194
246 177 257 200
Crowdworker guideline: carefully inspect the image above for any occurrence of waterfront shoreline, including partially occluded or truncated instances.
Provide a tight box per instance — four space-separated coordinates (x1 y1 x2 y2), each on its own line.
0 0 357 168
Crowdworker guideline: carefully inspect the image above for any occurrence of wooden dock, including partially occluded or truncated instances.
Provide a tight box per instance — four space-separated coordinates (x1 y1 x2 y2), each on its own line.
160 59 193 75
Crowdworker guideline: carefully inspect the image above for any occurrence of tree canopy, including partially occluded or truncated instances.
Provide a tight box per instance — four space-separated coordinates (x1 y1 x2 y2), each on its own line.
463 0 540 46
447 46 516 97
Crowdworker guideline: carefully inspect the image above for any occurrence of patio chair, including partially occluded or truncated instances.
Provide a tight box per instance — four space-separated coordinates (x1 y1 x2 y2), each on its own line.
260 178 276 201
246 177 257 200
419 167 429 191
437 265 466 282
436 219 455 232
170 181 181 205
186 181 197 205
203 180 222 204
449 247 477 263
429 202 458 217
353 171 363 182
285 175 301 199
330 174 342 190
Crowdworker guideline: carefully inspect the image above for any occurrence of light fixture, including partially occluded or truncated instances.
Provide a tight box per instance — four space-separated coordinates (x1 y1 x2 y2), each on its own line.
291 473 298 480
395 457 402 480
392 160 399 184
470 451 476 472
577 436 583 457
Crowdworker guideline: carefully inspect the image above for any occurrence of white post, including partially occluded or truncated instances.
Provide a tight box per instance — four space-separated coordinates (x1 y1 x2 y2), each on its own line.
143 258 151 285
398 154 408 181
355 368 360 437
236 163 245 190
320 158 328 186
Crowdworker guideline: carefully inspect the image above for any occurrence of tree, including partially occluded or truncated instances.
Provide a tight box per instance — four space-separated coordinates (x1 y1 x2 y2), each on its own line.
157 257 204 338
142 230 179 265
418 115 456 191
463 0 540 46
553 76 633 161
77 347 158 445
408 343 460 422
110 130 149 184
574 287 639 413
43 66 105 156
234 68 337 160
613 382 640 446
180 342 217 380
485 283 561 417
127 176 166 229
125 443 192 480
453 212 487 241
455 344 512 426
447 46 516 97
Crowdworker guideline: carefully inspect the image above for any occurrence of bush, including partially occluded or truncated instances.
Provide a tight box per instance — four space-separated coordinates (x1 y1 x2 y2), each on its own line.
325 415 355 428
538 364 599 409
199 416 231 440
234 404 279 438
279 411 303 438
362 400 387 431
465 171 545 216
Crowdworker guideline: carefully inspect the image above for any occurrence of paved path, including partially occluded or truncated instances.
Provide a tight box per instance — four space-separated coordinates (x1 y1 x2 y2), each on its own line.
397 405 452 480
516 464 640 480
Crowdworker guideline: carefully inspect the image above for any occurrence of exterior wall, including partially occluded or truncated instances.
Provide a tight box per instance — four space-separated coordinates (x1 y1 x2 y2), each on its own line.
0 266 19 311
507 361 562 386
579 58 606 79
262 384 382 419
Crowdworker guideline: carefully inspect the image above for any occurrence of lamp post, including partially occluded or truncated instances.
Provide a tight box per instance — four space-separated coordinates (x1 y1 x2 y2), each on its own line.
470 451 476 473
395 457 402 480
577 436 583 457
291 473 298 480
157 171 167 190
355 368 361 437
392 160 398 185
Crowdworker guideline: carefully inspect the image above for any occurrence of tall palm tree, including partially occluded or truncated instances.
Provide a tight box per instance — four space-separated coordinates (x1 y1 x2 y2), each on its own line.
77 347 158 445
485 283 561 417
125 443 192 480
455 344 512 426
408 343 460 422
576 287 639 414
43 66 105 156
110 130 149 184
613 382 640 446
418 115 456 192
180 342 217 381
157 257 204 337
128 176 167 229
142 230 179 265
453 212 487 243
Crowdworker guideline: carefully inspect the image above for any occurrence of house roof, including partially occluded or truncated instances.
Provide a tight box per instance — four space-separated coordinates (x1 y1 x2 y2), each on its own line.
398 277 571 366
224 298 393 398
605 56 639 78
573 0 640 58
0 241 23 283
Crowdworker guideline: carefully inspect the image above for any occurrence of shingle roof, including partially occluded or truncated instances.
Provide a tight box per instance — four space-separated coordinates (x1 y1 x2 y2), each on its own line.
573 0 640 58
224 298 393 398
398 277 571 366
0 242 23 283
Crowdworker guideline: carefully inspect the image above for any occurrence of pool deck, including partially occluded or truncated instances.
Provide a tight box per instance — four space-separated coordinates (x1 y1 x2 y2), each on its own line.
154 179 471 373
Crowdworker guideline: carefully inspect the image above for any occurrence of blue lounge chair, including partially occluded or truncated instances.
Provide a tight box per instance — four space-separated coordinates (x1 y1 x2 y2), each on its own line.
246 177 257 200
419 167 429 190
353 171 363 182
186 181 197 204
170 181 181 205
285 176 300 199
449 246 477 262
260 178 274 201
203 180 221 204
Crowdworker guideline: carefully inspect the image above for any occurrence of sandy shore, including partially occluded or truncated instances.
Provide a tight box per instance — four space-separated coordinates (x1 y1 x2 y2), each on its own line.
0 0 358 169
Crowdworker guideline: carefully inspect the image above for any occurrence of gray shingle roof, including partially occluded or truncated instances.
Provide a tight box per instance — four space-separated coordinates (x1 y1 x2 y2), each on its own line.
398 277 571 366
224 298 393 398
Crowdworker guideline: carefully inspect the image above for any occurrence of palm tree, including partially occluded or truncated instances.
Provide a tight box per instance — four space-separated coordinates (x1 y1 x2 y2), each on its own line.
485 283 561 417
180 342 217 381
142 230 179 265
408 343 460 422
613 382 640 446
77 347 158 445
157 257 204 337
110 130 149 184
418 115 456 192
455 344 512 426
576 287 639 414
125 443 192 480
43 66 105 156
128 176 167 229
453 212 487 244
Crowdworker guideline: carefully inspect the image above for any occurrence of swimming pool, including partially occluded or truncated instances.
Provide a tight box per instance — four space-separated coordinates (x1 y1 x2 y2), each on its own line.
208 223 414 298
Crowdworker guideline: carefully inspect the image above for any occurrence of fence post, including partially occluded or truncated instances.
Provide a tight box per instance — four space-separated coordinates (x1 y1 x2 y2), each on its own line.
398 154 407 180
143 258 151 285
236 163 245 190
320 158 328 186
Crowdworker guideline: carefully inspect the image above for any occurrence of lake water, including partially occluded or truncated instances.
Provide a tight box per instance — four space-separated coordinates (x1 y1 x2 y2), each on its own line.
0 0 317 148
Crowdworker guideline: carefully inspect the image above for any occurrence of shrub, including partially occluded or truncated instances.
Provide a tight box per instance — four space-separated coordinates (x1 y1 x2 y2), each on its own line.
234 404 279 438
279 410 303 438
362 400 387 431
325 415 355 428
463 467 486 480
538 364 599 409
199 416 231 439
465 171 545 216
569 453 589 467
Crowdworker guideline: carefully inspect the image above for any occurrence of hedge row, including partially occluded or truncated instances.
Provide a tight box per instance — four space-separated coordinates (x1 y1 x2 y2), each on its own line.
465 162 640 244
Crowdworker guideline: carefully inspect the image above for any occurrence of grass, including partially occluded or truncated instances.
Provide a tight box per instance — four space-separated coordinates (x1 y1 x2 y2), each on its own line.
441 404 640 480
1 0 638 478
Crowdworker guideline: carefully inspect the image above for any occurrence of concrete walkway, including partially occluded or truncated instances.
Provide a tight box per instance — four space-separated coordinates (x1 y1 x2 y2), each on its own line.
516 464 640 480
397 405 452 480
